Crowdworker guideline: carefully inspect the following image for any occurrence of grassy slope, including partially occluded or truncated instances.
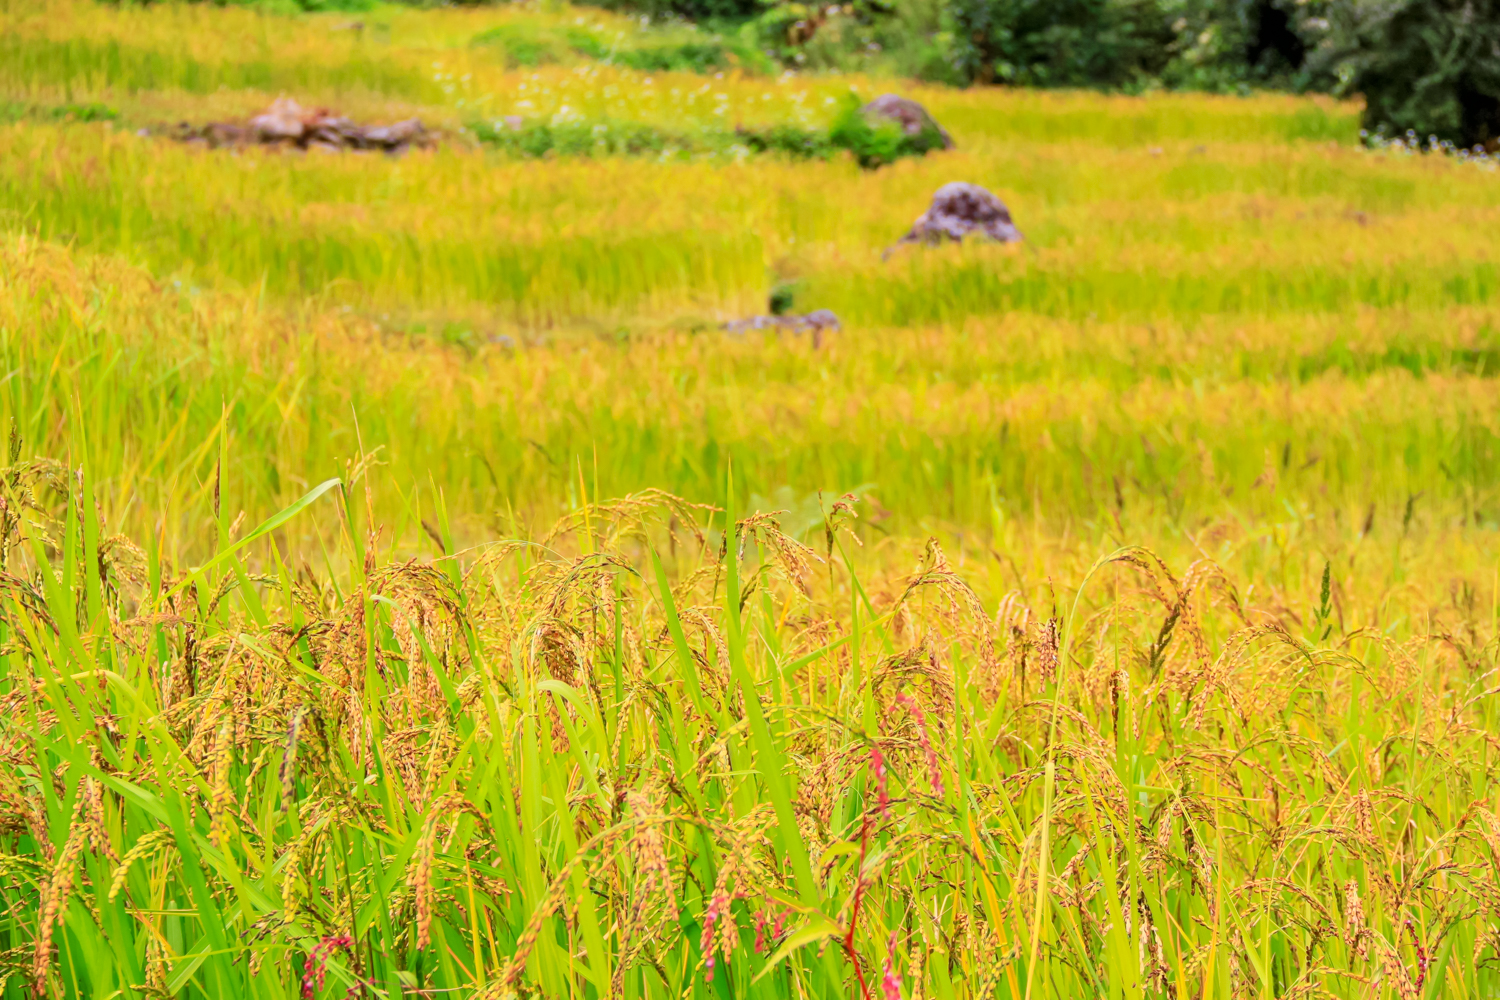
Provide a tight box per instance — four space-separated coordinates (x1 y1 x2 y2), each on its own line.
1 3 1499 1000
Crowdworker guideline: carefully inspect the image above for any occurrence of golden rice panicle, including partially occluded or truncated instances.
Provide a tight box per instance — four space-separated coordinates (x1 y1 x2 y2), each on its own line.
31 797 88 989
107 829 175 902
1344 879 1369 959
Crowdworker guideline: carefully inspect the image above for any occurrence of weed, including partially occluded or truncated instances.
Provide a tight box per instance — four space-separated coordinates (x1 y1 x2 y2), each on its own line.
769 279 799 313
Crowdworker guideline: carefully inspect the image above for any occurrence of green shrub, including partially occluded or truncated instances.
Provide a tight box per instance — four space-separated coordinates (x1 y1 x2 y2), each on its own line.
585 0 761 24
935 0 1494 121
470 118 683 157
943 0 1173 87
471 25 771 75
827 93 946 166
768 279 799 313
469 102 944 168
1330 0 1500 150
615 41 731 71
734 122 834 157
51 101 119 122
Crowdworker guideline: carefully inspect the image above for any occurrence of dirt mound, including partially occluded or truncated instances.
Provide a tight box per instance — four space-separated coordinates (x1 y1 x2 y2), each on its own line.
177 98 429 153
897 182 1023 246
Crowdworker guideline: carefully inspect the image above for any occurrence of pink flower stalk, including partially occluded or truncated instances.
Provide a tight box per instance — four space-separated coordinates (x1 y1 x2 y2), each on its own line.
870 745 891 817
771 906 792 941
881 930 902 1000
1405 918 1429 993
300 934 353 1000
700 893 730 983
753 909 769 954
896 693 944 797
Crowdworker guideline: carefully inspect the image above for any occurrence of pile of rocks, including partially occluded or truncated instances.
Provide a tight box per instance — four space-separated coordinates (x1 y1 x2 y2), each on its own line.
162 92 1025 353
897 181 1024 247
861 93 954 151
721 99 1032 345
723 309 842 347
177 98 428 153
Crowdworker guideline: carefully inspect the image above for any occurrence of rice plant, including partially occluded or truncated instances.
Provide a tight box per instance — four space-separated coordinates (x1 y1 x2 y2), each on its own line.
0 2 1498 998
1 447 1498 1000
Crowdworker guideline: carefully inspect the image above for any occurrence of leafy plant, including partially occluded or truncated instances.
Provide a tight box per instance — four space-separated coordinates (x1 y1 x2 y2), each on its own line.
1329 0 1500 150
1152 0 1344 91
615 40 734 71
944 0 1174 86
827 93 946 167
0 100 119 124
768 278 799 313
733 121 833 157
469 117 684 157
469 100 945 169
473 24 771 75
587 0 763 24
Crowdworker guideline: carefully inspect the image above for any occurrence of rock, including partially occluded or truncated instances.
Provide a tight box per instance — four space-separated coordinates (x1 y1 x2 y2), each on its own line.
203 122 249 147
723 310 841 347
359 118 426 150
305 114 361 147
861 94 953 150
803 309 841 331
803 309 840 347
185 97 430 154
897 182 1022 247
248 97 306 143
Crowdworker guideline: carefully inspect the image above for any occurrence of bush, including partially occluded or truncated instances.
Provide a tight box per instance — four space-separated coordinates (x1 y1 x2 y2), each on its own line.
615 40 770 72
1153 0 1343 91
469 118 682 157
944 0 1173 87
734 122 835 157
934 0 1498 136
1329 0 1500 150
827 93 947 166
586 0 761 24
470 100 946 169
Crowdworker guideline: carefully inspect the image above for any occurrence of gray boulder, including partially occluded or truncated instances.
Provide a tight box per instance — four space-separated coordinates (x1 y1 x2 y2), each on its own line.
192 97 428 153
861 94 953 151
723 310 841 347
248 97 306 143
898 182 1023 246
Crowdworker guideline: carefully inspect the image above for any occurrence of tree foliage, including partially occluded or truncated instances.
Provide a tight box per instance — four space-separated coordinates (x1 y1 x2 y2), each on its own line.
945 0 1173 88
1331 0 1500 149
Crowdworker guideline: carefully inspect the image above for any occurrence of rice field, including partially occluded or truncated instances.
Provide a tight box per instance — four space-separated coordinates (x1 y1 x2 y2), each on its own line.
2 2 1500 999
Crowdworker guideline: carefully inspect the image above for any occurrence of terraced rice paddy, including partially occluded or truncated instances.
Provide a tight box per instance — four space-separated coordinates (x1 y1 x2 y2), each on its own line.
1 2 1499 999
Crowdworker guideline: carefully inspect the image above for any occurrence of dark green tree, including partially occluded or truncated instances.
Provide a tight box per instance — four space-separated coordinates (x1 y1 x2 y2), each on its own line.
1329 0 1500 149
945 0 1173 87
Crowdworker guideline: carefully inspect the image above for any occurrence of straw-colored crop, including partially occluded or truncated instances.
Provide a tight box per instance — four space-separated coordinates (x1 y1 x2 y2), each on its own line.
0 456 1497 1000
1 1 1499 999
